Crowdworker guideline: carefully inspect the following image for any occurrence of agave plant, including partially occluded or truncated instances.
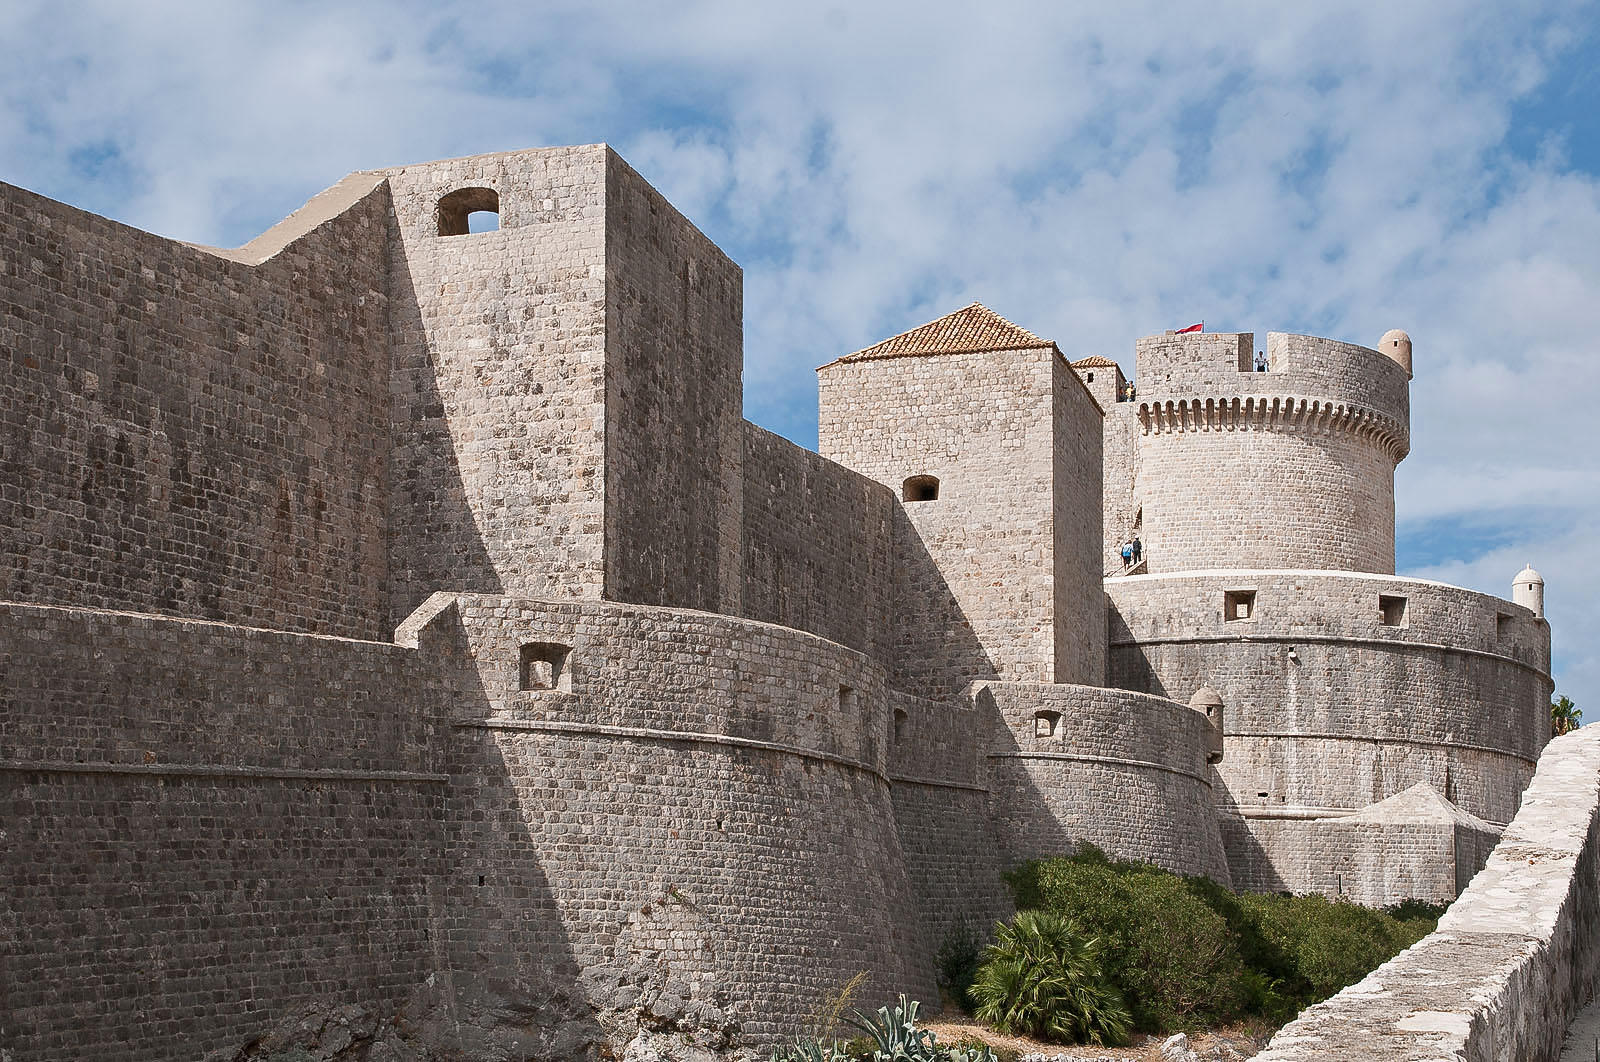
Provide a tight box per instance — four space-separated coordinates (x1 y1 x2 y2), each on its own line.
847 995 938 1059
767 1038 851 1062
969 910 1131 1046
844 995 997 1061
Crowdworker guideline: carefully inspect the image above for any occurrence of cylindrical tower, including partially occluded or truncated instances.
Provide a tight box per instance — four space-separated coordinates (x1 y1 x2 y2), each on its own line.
1513 564 1545 618
1129 330 1410 575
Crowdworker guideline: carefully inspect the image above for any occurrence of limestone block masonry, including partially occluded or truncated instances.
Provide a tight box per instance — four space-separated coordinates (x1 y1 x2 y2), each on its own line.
0 146 1558 1058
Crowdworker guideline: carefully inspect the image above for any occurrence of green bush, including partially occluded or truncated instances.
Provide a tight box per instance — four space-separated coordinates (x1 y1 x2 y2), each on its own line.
1233 892 1432 1005
996 845 1445 1033
969 910 1130 1045
1004 850 1244 1031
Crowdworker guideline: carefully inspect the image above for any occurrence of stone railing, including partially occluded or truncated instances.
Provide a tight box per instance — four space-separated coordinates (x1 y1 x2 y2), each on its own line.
1253 724 1600 1061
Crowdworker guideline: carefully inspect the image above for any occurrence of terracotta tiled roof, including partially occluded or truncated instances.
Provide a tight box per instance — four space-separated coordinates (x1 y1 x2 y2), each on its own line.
831 303 1055 364
1072 355 1118 368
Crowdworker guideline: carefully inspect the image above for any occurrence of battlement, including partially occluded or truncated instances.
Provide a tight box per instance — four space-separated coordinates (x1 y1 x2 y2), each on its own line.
1133 330 1410 439
1136 394 1408 463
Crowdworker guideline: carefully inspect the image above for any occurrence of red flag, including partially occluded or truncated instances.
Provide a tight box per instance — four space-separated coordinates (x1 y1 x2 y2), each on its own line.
1175 322 1203 334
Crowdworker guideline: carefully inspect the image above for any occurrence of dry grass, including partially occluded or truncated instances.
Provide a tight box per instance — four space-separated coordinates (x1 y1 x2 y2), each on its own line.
922 1017 1275 1060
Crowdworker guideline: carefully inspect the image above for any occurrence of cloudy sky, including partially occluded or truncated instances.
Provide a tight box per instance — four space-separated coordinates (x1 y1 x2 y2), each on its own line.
3 1 1595 711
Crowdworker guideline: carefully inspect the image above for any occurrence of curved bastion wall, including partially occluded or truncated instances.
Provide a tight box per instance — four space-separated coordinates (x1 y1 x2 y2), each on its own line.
404 593 934 1048
1131 331 1410 574
1106 572 1551 830
979 681 1231 884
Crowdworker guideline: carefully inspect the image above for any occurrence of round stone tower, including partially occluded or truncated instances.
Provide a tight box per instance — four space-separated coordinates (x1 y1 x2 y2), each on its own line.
1127 329 1411 574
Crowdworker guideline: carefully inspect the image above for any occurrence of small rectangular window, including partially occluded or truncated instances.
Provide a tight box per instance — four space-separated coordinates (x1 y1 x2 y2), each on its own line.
1034 711 1060 738
520 642 572 692
1379 595 1408 627
1224 589 1256 622
1497 613 1513 641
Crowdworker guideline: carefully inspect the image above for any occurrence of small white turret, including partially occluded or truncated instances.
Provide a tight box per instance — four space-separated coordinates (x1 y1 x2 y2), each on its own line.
1513 564 1544 619
1380 329 1413 379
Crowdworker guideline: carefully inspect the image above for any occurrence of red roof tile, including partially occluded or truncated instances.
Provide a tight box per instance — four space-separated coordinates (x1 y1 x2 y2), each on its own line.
831 303 1055 364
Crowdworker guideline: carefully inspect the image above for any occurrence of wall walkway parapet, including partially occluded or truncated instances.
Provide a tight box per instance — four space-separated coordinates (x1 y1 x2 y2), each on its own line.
1254 724 1600 1062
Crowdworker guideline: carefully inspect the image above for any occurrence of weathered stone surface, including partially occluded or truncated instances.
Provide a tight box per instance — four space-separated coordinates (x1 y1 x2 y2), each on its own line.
0 145 1559 1061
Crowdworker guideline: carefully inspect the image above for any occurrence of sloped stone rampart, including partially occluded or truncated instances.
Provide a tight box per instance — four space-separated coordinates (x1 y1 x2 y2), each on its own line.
1108 572 1550 827
1254 725 1600 1062
428 594 934 1048
979 681 1231 884
888 689 1013 957
0 602 448 1062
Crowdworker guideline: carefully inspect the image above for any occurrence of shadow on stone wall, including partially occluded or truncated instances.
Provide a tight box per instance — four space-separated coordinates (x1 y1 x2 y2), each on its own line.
411 600 749 1060
890 508 998 701
385 224 503 631
980 685 1104 868
406 602 614 1060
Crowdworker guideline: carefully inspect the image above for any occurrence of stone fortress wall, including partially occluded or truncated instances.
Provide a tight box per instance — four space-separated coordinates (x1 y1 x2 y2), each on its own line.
979 681 1232 884
0 176 393 640
416 592 933 1049
0 143 1558 1059
0 602 448 1061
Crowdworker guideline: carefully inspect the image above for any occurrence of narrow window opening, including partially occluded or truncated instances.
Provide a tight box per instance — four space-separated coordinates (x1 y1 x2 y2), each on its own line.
1224 589 1256 622
478 874 485 887
1086 371 1095 383
1034 711 1060 738
519 641 572 692
1378 594 1408 627
1496 613 1513 641
902 475 939 502
437 186 501 236
839 685 855 713
893 707 908 744
1256 791 1269 800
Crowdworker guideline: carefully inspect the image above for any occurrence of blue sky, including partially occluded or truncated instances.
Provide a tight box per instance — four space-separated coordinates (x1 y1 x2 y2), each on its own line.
2 0 1595 713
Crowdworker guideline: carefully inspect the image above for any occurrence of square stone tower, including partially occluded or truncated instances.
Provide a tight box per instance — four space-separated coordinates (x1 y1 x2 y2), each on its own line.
817 303 1104 699
382 146 745 625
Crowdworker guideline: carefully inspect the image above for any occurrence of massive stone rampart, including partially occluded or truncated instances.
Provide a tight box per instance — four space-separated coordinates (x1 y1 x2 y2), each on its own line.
1108 571 1550 825
0 602 447 1062
887 689 1013 958
1109 570 1550 901
1254 724 1600 1062
0 178 393 639
980 681 1231 884
415 593 934 1047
